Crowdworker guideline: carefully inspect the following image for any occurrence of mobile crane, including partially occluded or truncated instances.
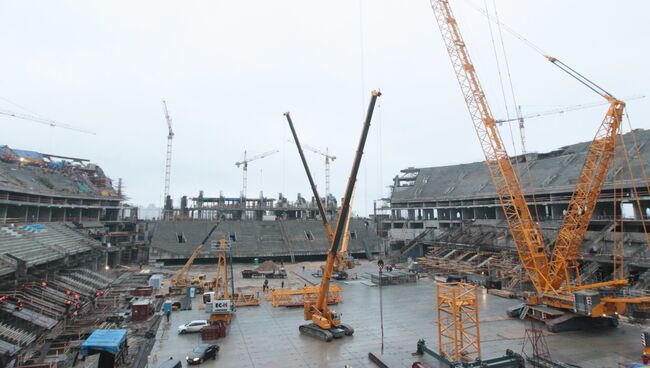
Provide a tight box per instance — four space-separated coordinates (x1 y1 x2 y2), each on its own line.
430 0 650 331
170 223 219 294
284 89 381 341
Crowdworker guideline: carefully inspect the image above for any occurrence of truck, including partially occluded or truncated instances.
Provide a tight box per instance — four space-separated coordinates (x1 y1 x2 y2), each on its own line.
241 268 287 279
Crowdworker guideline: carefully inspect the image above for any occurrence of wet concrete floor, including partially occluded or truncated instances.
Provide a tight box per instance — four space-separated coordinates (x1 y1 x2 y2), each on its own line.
148 263 645 368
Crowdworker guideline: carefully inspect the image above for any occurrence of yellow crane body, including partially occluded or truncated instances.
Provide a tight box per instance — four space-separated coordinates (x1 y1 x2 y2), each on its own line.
430 0 650 331
285 90 381 341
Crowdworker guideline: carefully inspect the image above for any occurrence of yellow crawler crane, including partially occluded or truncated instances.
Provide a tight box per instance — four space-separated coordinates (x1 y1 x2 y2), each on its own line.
284 90 381 341
430 0 650 332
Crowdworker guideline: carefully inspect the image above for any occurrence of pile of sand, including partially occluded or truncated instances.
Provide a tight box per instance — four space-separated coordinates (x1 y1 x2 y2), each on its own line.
256 260 279 272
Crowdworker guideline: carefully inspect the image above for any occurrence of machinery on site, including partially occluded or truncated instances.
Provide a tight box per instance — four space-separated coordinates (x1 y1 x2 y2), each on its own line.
283 89 381 341
241 267 287 279
170 224 219 294
319 191 356 280
430 0 650 332
203 238 235 323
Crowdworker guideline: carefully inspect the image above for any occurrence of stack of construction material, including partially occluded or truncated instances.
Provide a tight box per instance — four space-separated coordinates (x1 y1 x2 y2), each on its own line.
201 322 227 340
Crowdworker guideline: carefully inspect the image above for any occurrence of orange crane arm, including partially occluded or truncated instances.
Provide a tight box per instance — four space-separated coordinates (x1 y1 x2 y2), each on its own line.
340 188 356 256
430 0 552 294
540 57 627 290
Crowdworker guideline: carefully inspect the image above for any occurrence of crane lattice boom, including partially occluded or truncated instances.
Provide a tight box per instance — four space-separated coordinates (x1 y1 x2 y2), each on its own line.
430 0 551 294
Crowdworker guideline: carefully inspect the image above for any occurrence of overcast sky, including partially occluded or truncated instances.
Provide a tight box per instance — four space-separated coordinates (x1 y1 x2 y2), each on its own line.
1 1 648 216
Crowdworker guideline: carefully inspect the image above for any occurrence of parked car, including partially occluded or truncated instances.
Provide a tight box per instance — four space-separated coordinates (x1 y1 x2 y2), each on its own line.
158 358 182 368
186 344 219 364
178 320 209 334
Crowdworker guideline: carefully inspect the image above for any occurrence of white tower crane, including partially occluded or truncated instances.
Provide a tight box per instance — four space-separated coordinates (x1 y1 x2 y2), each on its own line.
235 150 279 198
301 144 336 206
162 100 174 219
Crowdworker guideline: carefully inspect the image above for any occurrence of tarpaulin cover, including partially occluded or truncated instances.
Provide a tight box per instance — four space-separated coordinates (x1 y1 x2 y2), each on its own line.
81 329 128 356
12 149 43 160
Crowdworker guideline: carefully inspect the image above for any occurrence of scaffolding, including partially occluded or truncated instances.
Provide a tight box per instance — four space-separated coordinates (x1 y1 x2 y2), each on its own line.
437 282 481 362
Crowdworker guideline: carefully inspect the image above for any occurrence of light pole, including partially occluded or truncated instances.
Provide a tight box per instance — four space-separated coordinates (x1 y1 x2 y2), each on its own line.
378 259 385 354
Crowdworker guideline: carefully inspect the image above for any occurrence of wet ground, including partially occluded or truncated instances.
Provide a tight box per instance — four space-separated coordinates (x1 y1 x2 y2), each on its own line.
147 261 646 368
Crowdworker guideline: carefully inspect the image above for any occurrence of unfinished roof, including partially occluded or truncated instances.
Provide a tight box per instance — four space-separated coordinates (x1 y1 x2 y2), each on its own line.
0 145 120 200
391 129 650 203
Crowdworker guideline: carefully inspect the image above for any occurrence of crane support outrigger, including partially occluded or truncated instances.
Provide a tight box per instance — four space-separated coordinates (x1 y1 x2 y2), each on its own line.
284 89 381 341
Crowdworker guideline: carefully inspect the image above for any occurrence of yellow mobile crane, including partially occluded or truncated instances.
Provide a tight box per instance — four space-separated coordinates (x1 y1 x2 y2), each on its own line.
170 223 219 294
284 89 381 341
430 0 650 332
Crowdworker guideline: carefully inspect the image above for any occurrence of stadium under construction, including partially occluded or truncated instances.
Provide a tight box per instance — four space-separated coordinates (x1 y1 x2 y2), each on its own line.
2 1 650 368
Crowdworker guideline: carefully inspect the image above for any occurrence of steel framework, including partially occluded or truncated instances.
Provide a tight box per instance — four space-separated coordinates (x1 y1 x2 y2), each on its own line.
437 282 481 362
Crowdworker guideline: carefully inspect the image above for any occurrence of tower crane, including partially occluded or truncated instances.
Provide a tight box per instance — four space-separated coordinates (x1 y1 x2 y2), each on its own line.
235 150 279 198
430 0 650 332
283 89 381 341
495 95 645 155
303 144 336 206
287 140 337 208
162 100 174 220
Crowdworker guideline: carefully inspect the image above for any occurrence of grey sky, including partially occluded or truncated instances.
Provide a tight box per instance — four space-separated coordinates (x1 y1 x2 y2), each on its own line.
1 1 648 216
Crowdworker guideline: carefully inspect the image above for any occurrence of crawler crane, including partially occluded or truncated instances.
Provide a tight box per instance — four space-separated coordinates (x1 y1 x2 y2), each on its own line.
284 90 381 341
170 223 219 293
430 0 650 331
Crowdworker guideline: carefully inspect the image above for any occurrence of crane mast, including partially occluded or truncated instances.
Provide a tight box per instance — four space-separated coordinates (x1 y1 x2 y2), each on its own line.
162 100 174 219
430 0 551 294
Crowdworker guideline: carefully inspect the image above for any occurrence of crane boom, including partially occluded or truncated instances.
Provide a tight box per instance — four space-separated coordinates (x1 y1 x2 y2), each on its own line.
316 90 380 314
172 223 220 288
430 0 551 294
0 109 95 135
285 113 334 245
287 90 380 342
540 57 626 290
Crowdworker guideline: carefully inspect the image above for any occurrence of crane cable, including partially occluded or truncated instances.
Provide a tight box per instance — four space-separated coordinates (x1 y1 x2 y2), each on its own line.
463 0 547 58
621 111 650 252
483 0 542 223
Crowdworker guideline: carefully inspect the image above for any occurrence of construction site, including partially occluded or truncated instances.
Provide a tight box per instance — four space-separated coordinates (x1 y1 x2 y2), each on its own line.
1 0 650 368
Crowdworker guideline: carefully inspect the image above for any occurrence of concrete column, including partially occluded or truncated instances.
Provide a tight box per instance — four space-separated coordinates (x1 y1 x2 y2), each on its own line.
63 208 67 222
0 204 7 224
